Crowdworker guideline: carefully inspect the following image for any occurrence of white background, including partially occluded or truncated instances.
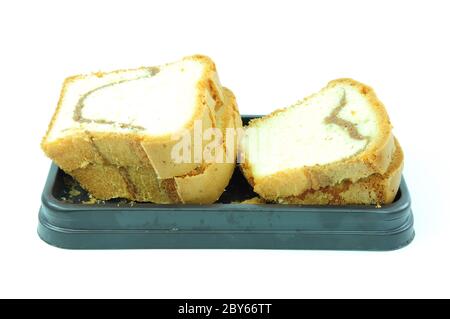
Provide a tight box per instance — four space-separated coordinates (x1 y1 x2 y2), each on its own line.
0 0 449 298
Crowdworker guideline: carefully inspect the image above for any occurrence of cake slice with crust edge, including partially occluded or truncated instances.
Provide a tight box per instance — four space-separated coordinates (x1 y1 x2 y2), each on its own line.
64 88 241 203
239 138 403 205
240 78 395 200
42 55 224 179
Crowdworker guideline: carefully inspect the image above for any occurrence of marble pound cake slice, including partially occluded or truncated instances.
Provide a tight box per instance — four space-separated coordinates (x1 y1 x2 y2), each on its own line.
42 56 241 203
42 55 224 178
240 79 395 201
238 138 403 205
67 89 241 203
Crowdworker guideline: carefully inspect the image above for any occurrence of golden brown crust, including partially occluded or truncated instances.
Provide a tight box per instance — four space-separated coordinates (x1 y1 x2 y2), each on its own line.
41 131 105 172
279 138 404 205
70 165 130 200
241 78 395 200
125 166 174 203
171 91 242 204
70 164 175 203
89 133 151 167
173 161 235 204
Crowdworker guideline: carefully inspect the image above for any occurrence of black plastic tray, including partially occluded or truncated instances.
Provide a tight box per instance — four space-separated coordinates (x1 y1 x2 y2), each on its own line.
38 116 414 250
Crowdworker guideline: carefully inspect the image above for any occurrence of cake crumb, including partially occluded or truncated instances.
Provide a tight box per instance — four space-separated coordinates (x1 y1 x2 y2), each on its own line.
69 189 81 197
82 194 99 205
233 197 266 204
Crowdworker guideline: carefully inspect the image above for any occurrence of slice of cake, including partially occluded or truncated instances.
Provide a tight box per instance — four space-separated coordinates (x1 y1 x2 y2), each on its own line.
68 88 241 203
42 55 224 179
235 138 403 205
240 79 395 201
42 56 242 203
